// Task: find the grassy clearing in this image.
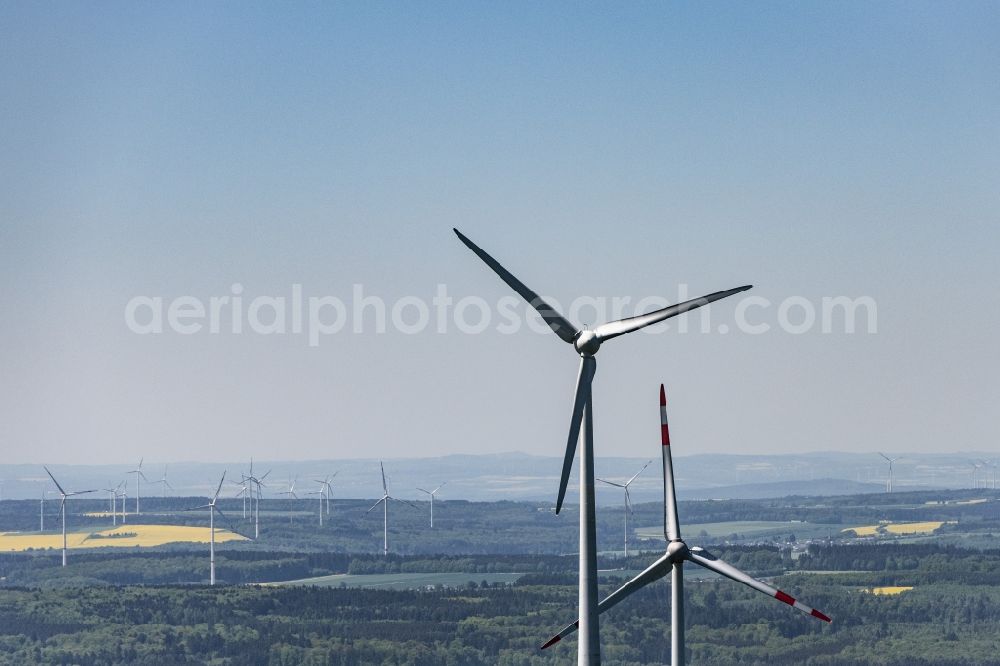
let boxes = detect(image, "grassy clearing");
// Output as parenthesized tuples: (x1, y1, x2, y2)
(0, 524, 246, 552)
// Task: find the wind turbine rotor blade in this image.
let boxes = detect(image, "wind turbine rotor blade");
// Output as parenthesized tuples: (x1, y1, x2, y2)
(43, 466, 67, 496)
(366, 497, 387, 514)
(433, 482, 446, 493)
(66, 490, 97, 496)
(596, 479, 625, 488)
(541, 553, 672, 649)
(416, 488, 431, 495)
(186, 504, 212, 510)
(212, 472, 227, 502)
(453, 228, 579, 344)
(556, 355, 596, 514)
(593, 285, 752, 342)
(390, 496, 419, 510)
(626, 460, 653, 487)
(624, 486, 633, 514)
(686, 547, 831, 622)
(661, 384, 681, 542)
(380, 461, 388, 495)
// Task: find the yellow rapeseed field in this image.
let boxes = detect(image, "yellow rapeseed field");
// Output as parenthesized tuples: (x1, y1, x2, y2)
(884, 521, 945, 534)
(0, 524, 246, 552)
(869, 586, 914, 595)
(843, 521, 947, 537)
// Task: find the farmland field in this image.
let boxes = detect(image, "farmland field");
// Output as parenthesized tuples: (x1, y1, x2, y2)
(0, 524, 246, 552)
(635, 520, 830, 542)
(842, 521, 947, 537)
(272, 571, 525, 589)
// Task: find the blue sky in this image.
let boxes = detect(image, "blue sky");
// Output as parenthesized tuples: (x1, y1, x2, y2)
(1, 2, 997, 463)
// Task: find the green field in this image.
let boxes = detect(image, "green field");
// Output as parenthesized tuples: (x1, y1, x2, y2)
(273, 571, 525, 589)
(635, 520, 832, 542)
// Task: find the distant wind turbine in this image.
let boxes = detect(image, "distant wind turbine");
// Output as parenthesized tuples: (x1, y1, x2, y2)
(597, 460, 651, 559)
(156, 466, 173, 498)
(246, 465, 271, 539)
(542, 385, 831, 664)
(455, 228, 751, 665)
(43, 466, 96, 567)
(102, 482, 124, 526)
(128, 458, 148, 515)
(278, 477, 299, 524)
(366, 461, 416, 555)
(189, 472, 229, 586)
(878, 453, 902, 493)
(416, 482, 446, 528)
(315, 473, 337, 516)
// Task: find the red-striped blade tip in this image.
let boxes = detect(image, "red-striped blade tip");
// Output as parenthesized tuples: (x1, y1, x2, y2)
(811, 608, 832, 623)
(775, 590, 795, 606)
(540, 636, 561, 649)
(659, 384, 670, 446)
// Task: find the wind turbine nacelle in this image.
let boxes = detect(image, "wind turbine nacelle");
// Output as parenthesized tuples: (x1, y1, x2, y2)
(574, 330, 601, 356)
(667, 540, 690, 564)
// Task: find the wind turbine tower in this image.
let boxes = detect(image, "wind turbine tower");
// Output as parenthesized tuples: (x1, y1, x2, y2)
(416, 482, 446, 528)
(597, 460, 651, 559)
(542, 385, 830, 665)
(455, 228, 750, 666)
(43, 467, 95, 567)
(191, 472, 229, 586)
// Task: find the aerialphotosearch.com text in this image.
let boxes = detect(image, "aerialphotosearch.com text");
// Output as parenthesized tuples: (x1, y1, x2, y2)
(124, 283, 878, 347)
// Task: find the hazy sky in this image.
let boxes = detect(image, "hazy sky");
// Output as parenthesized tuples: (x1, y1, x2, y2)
(1, 3, 997, 464)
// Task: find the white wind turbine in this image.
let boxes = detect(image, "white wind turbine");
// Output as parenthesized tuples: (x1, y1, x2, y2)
(102, 482, 125, 526)
(455, 228, 750, 665)
(43, 466, 96, 567)
(246, 465, 271, 539)
(597, 460, 651, 559)
(366, 461, 416, 555)
(128, 458, 148, 515)
(278, 477, 299, 525)
(116, 484, 128, 524)
(190, 472, 229, 586)
(878, 453, 902, 493)
(315, 473, 337, 517)
(542, 385, 831, 664)
(416, 482, 446, 528)
(156, 466, 174, 498)
(233, 478, 250, 519)
(307, 487, 325, 526)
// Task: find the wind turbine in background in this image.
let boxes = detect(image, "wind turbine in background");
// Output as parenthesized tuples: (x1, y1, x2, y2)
(234, 479, 250, 519)
(102, 482, 124, 526)
(366, 461, 416, 555)
(116, 485, 128, 524)
(156, 466, 173, 498)
(246, 464, 271, 540)
(128, 458, 148, 515)
(278, 477, 299, 525)
(43, 466, 95, 567)
(878, 453, 902, 493)
(454, 228, 751, 666)
(597, 460, 651, 559)
(416, 482, 446, 528)
(315, 473, 337, 516)
(542, 385, 831, 664)
(307, 487, 325, 526)
(189, 472, 229, 586)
